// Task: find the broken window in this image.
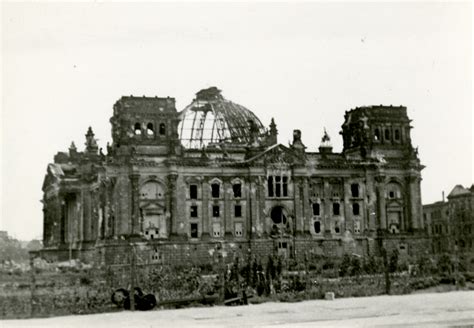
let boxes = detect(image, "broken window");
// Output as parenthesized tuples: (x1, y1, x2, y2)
(268, 176, 274, 197)
(234, 222, 243, 237)
(314, 221, 321, 234)
(190, 184, 198, 199)
(234, 205, 242, 218)
(151, 248, 161, 262)
(282, 176, 288, 196)
(385, 129, 390, 140)
(190, 205, 198, 218)
(211, 183, 220, 198)
(159, 123, 166, 135)
(312, 203, 320, 216)
(334, 222, 341, 234)
(212, 223, 221, 237)
(351, 183, 359, 198)
(233, 184, 242, 198)
(374, 128, 380, 141)
(190, 223, 198, 238)
(213, 205, 220, 217)
(268, 175, 288, 197)
(275, 176, 281, 197)
(134, 122, 142, 135)
(333, 203, 340, 216)
(394, 129, 400, 141)
(352, 203, 360, 216)
(146, 123, 154, 136)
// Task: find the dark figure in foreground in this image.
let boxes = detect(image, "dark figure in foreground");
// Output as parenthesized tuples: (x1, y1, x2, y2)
(111, 287, 157, 311)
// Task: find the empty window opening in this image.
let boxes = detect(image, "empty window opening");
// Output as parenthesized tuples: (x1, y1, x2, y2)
(159, 123, 166, 135)
(389, 191, 395, 199)
(385, 129, 390, 140)
(275, 176, 281, 197)
(282, 176, 288, 197)
(334, 222, 340, 234)
(190, 223, 198, 238)
(233, 184, 242, 198)
(190, 205, 198, 218)
(312, 203, 320, 216)
(134, 123, 142, 135)
(211, 183, 220, 198)
(235, 223, 243, 237)
(374, 128, 380, 141)
(351, 183, 359, 198)
(234, 205, 242, 218)
(146, 123, 154, 136)
(394, 129, 400, 141)
(314, 221, 321, 234)
(278, 242, 288, 249)
(352, 203, 360, 216)
(190, 185, 198, 199)
(267, 176, 274, 197)
(213, 205, 220, 217)
(333, 203, 340, 216)
(271, 206, 287, 225)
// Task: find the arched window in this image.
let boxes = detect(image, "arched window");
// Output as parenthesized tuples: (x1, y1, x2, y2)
(312, 203, 320, 216)
(314, 221, 321, 234)
(352, 203, 360, 216)
(146, 123, 154, 136)
(333, 203, 340, 216)
(134, 123, 142, 135)
(384, 128, 390, 140)
(159, 123, 166, 135)
(351, 183, 359, 198)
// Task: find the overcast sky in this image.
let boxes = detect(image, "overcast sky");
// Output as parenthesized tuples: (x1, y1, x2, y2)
(1, 2, 472, 240)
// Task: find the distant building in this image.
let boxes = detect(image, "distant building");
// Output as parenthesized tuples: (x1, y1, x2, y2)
(448, 185, 474, 252)
(40, 87, 428, 265)
(423, 198, 450, 253)
(423, 184, 474, 254)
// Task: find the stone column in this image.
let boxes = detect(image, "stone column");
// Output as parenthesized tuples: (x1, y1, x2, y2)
(323, 179, 332, 234)
(375, 175, 387, 230)
(407, 175, 421, 230)
(129, 174, 140, 235)
(167, 173, 178, 236)
(343, 179, 352, 233)
(302, 178, 310, 234)
(224, 178, 232, 236)
(202, 178, 210, 236)
(254, 177, 264, 237)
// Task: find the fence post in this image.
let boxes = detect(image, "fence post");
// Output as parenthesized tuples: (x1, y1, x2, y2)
(29, 253, 36, 317)
(130, 243, 136, 311)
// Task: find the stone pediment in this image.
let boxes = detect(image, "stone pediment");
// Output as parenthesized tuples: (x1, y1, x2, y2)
(140, 202, 165, 211)
(245, 144, 304, 166)
(42, 164, 63, 191)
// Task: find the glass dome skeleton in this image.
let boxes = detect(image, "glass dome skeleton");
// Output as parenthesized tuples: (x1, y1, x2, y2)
(178, 94, 266, 149)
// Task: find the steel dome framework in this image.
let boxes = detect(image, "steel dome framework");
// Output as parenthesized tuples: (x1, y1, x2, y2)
(178, 87, 266, 149)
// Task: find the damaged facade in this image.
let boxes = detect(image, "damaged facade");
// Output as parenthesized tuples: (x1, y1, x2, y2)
(41, 87, 428, 265)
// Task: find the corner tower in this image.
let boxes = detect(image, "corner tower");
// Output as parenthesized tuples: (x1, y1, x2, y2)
(109, 96, 180, 157)
(340, 105, 416, 160)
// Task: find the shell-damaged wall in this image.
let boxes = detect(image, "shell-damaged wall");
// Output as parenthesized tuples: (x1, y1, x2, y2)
(40, 89, 427, 265)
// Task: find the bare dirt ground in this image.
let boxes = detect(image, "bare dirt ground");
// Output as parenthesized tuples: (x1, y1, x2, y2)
(2, 291, 474, 328)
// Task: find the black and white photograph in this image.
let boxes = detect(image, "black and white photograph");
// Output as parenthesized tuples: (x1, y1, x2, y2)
(1, 1, 473, 327)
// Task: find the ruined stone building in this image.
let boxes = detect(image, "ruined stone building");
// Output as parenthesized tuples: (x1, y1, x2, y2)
(424, 185, 474, 254)
(41, 87, 428, 265)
